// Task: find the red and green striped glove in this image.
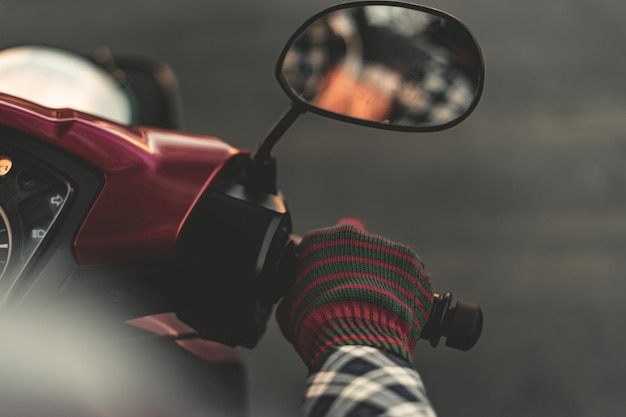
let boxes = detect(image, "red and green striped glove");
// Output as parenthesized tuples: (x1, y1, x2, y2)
(277, 222, 434, 368)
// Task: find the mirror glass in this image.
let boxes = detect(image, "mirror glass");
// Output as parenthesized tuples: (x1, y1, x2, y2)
(277, 3, 484, 131)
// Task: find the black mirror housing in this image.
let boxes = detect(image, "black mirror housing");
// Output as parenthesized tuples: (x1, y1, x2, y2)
(276, 1, 485, 132)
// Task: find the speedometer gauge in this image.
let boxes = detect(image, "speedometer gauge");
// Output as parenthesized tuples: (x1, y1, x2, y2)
(0, 206, 10, 279)
(0, 149, 70, 287)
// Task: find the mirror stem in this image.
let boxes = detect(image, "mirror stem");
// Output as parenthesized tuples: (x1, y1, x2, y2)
(252, 104, 304, 163)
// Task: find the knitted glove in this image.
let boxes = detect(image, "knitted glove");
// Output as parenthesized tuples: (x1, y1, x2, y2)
(277, 223, 434, 368)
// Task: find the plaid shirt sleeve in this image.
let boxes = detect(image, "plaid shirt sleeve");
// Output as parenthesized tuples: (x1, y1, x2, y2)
(302, 345, 437, 417)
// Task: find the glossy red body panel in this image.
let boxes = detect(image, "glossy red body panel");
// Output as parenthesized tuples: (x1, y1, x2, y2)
(0, 93, 246, 264)
(126, 314, 241, 362)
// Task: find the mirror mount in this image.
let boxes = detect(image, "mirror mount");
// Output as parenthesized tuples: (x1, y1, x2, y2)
(240, 104, 305, 195)
(252, 104, 304, 164)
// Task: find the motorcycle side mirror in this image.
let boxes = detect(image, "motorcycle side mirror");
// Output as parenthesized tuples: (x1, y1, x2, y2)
(253, 1, 484, 165)
(277, 1, 484, 132)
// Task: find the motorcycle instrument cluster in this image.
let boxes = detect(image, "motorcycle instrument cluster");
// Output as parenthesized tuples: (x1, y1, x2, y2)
(0, 149, 70, 282)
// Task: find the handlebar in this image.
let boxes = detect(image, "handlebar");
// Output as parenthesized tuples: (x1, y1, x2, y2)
(174, 186, 483, 350)
(286, 234, 483, 351)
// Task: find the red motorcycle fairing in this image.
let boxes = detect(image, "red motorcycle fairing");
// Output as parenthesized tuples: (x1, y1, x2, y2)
(0, 92, 246, 265)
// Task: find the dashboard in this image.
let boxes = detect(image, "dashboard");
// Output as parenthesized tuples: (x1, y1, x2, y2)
(0, 125, 177, 323)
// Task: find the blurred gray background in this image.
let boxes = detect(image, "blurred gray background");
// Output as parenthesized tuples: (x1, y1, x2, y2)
(1, 0, 625, 416)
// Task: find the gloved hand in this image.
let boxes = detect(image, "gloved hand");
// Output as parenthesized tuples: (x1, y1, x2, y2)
(277, 221, 434, 368)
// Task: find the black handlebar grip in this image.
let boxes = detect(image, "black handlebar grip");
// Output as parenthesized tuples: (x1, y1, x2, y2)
(420, 292, 483, 351)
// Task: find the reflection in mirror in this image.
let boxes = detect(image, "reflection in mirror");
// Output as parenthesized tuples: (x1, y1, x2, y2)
(279, 4, 483, 130)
